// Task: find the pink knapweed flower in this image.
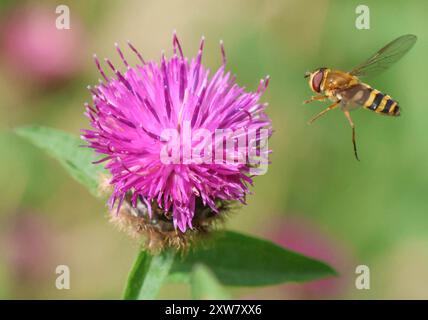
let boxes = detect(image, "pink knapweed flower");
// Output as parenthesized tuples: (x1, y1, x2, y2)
(82, 33, 271, 232)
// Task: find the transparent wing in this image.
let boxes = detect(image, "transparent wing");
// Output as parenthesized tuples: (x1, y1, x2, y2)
(340, 100, 362, 112)
(339, 84, 371, 111)
(350, 34, 417, 78)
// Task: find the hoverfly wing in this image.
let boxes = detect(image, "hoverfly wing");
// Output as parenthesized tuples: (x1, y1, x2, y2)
(339, 84, 373, 111)
(350, 34, 417, 79)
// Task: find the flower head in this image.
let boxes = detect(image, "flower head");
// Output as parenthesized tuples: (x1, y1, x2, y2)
(82, 33, 271, 233)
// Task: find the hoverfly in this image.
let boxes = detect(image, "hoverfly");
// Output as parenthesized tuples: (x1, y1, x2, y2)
(304, 34, 417, 160)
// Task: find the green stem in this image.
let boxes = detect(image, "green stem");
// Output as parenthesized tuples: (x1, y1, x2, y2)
(122, 249, 176, 300)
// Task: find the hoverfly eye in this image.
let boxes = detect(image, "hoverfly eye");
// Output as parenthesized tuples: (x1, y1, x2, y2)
(311, 70, 324, 93)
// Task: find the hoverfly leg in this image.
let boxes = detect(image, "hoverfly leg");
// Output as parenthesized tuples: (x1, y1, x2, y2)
(303, 95, 328, 104)
(307, 101, 340, 125)
(343, 110, 360, 161)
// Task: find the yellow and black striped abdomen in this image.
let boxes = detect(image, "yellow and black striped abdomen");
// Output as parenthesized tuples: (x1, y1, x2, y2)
(363, 88, 400, 116)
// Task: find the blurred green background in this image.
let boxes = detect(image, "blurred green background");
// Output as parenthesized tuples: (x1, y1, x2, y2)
(1, 0, 427, 299)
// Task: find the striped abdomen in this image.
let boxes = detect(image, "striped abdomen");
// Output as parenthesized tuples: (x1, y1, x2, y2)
(363, 87, 400, 116)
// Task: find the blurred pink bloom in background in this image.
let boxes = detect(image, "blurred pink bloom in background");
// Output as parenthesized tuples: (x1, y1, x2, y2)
(0, 4, 85, 85)
(1, 212, 57, 283)
(266, 215, 355, 299)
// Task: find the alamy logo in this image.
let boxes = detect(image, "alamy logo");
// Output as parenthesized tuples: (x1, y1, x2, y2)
(55, 5, 71, 30)
(355, 5, 370, 30)
(355, 265, 370, 290)
(159, 121, 270, 175)
(55, 265, 71, 290)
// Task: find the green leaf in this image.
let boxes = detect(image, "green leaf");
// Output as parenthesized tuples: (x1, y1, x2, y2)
(14, 126, 107, 197)
(123, 249, 176, 300)
(191, 264, 231, 300)
(169, 231, 337, 287)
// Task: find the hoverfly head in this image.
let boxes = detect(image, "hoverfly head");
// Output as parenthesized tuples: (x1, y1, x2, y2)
(307, 67, 327, 93)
